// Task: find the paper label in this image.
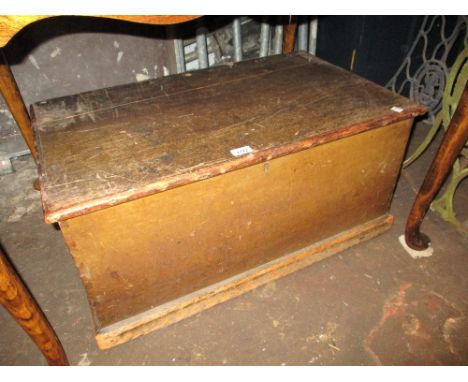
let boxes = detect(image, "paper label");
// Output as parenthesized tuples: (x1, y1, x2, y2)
(230, 145, 254, 157)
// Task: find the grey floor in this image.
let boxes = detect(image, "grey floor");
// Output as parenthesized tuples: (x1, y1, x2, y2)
(0, 123, 467, 365)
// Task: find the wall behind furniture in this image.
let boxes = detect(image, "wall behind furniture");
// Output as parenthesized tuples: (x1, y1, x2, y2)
(3, 16, 460, 161)
(0, 17, 178, 138)
(316, 16, 424, 87)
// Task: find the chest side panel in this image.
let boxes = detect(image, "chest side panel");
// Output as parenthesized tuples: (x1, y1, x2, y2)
(60, 119, 412, 329)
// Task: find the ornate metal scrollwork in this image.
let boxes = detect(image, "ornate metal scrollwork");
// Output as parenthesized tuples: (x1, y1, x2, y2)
(387, 16, 467, 122)
(411, 60, 447, 113)
(392, 18, 468, 231)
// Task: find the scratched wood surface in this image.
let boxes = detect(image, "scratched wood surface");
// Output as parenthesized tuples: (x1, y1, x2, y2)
(61, 119, 411, 341)
(95, 214, 394, 349)
(33, 52, 425, 223)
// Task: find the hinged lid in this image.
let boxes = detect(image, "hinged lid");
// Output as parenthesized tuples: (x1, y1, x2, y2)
(33, 52, 426, 223)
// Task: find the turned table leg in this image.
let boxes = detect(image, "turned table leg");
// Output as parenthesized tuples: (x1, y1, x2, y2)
(0, 49, 36, 159)
(0, 246, 69, 365)
(405, 83, 468, 250)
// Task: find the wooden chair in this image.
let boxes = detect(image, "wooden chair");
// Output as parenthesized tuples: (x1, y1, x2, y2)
(0, 15, 201, 366)
(0, 16, 201, 160)
(403, 48, 468, 232)
(405, 82, 468, 250)
(0, 14, 299, 362)
(0, 15, 298, 161)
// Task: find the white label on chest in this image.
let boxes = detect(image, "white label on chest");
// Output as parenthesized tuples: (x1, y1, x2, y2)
(391, 106, 404, 113)
(230, 145, 254, 157)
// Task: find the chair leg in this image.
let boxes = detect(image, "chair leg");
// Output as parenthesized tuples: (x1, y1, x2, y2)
(283, 16, 297, 54)
(405, 83, 468, 250)
(0, 49, 36, 159)
(0, 246, 69, 365)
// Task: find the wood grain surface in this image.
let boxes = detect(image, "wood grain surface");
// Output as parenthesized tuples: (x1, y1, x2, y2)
(60, 119, 412, 332)
(34, 52, 425, 223)
(95, 214, 394, 349)
(0, 247, 68, 365)
(0, 15, 200, 47)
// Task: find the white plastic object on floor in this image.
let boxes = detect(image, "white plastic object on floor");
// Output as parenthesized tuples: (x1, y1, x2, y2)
(398, 234, 434, 259)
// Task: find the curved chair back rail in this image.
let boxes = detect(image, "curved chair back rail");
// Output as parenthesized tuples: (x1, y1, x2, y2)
(0, 15, 200, 47)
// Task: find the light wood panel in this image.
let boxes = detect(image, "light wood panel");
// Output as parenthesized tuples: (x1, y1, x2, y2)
(0, 15, 200, 47)
(95, 214, 394, 349)
(60, 120, 412, 347)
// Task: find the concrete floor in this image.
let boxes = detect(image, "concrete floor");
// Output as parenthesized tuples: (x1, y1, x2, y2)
(0, 123, 467, 365)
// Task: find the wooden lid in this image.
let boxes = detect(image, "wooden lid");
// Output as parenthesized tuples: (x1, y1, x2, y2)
(33, 52, 426, 223)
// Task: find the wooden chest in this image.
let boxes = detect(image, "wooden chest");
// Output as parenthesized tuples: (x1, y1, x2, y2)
(32, 53, 425, 349)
